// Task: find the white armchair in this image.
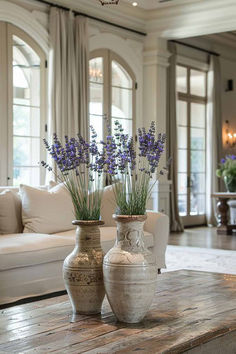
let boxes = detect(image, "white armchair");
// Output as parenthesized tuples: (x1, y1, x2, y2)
(145, 211, 169, 269)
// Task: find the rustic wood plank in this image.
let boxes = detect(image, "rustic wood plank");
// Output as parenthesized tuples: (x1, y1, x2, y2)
(0, 271, 235, 354)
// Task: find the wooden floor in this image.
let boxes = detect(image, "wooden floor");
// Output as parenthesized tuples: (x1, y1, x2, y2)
(169, 226, 236, 251)
(0, 270, 235, 353)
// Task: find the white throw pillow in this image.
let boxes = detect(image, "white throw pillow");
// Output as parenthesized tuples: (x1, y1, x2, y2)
(20, 183, 75, 234)
(0, 190, 23, 234)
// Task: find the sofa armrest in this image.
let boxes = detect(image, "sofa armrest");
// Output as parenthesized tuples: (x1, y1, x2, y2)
(144, 211, 169, 269)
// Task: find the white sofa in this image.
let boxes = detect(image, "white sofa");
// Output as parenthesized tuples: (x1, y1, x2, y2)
(0, 185, 169, 306)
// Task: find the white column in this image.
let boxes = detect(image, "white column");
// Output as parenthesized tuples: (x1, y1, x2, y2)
(143, 36, 172, 216)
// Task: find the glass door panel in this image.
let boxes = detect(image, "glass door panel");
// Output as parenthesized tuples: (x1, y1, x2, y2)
(176, 65, 207, 226)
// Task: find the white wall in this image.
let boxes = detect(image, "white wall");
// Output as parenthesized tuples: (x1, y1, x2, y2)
(221, 57, 236, 155)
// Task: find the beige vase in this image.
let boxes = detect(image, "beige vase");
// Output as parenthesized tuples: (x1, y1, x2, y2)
(63, 220, 105, 315)
(103, 215, 157, 323)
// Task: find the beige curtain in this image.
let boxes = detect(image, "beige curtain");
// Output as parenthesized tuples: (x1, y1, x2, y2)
(167, 42, 184, 232)
(49, 8, 89, 140)
(206, 55, 222, 225)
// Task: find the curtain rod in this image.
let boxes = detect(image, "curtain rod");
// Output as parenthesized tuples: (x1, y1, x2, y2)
(171, 40, 220, 57)
(33, 0, 147, 36)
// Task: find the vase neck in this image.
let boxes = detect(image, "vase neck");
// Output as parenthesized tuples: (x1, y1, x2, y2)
(75, 224, 102, 251)
(116, 220, 146, 252)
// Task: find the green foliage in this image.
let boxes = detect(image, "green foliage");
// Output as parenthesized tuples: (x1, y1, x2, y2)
(216, 155, 236, 179)
(60, 170, 103, 221)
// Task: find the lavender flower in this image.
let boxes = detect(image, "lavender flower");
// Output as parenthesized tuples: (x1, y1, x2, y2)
(99, 120, 167, 215)
(41, 129, 106, 221)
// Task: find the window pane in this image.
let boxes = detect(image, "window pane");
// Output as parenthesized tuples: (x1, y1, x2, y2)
(13, 137, 40, 167)
(89, 115, 103, 142)
(178, 149, 187, 173)
(13, 167, 40, 186)
(190, 194, 205, 215)
(178, 173, 187, 194)
(12, 35, 41, 186)
(89, 57, 103, 84)
(191, 150, 205, 173)
(90, 83, 103, 115)
(190, 69, 206, 97)
(112, 60, 132, 89)
(13, 105, 40, 137)
(178, 195, 187, 216)
(13, 36, 40, 107)
(191, 128, 205, 150)
(191, 173, 205, 194)
(177, 100, 187, 126)
(191, 103, 205, 128)
(112, 87, 132, 118)
(112, 118, 132, 137)
(177, 127, 187, 149)
(176, 66, 187, 93)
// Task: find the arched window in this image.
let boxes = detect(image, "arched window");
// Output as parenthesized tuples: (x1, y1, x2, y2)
(0, 23, 46, 186)
(89, 50, 136, 143)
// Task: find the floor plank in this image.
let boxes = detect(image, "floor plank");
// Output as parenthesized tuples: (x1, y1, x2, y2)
(169, 226, 236, 250)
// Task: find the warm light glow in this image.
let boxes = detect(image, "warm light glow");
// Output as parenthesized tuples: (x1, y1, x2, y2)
(225, 120, 236, 148)
(132, 2, 138, 6)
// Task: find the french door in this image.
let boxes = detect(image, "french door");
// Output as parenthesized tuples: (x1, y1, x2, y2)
(176, 65, 207, 226)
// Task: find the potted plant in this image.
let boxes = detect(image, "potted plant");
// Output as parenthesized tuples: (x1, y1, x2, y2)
(100, 121, 167, 323)
(42, 129, 105, 315)
(216, 155, 236, 192)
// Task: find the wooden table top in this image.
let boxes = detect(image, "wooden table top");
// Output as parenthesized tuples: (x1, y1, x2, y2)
(0, 270, 235, 353)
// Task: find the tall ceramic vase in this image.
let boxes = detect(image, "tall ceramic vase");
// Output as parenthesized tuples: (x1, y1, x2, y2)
(63, 220, 105, 314)
(103, 215, 157, 323)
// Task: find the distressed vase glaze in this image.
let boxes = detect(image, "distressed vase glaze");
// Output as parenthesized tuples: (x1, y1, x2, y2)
(103, 215, 157, 323)
(63, 220, 105, 315)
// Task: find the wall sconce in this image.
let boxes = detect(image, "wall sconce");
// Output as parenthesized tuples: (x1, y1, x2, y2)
(225, 120, 236, 148)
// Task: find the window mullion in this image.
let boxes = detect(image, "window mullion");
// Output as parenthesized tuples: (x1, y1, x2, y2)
(103, 50, 110, 138)
(0, 22, 9, 185)
(7, 24, 14, 186)
(187, 67, 191, 217)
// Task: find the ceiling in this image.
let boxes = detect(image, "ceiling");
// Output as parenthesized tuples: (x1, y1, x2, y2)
(122, 0, 174, 10)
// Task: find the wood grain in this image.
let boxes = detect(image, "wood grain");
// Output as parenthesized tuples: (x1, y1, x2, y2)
(169, 226, 236, 250)
(0, 270, 235, 353)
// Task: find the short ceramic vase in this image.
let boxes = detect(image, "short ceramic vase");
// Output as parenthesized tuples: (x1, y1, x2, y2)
(103, 215, 157, 323)
(63, 220, 105, 315)
(224, 175, 236, 193)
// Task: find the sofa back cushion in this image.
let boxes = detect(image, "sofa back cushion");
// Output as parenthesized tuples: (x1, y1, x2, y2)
(0, 190, 23, 234)
(20, 183, 75, 234)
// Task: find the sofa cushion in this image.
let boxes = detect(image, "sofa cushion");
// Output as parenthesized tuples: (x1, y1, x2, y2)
(0, 190, 23, 234)
(0, 233, 75, 271)
(20, 183, 75, 234)
(0, 227, 153, 271)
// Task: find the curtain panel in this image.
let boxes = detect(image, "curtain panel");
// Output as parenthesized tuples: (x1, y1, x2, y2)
(206, 55, 223, 225)
(167, 42, 184, 232)
(49, 8, 89, 141)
